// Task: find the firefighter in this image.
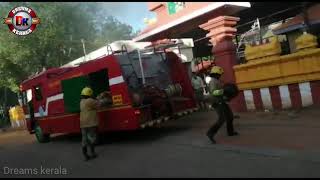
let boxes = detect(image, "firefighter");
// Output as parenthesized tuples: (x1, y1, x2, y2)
(80, 87, 100, 161)
(206, 66, 239, 144)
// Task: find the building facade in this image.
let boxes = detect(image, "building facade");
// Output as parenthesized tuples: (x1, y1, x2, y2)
(135, 2, 320, 112)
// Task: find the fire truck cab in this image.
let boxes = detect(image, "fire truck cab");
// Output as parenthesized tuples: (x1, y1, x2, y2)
(19, 40, 197, 143)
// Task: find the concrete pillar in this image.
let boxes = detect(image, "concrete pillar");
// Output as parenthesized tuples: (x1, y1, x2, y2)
(199, 16, 246, 112)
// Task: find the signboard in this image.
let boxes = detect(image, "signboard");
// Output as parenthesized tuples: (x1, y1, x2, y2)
(167, 2, 186, 15)
(112, 95, 123, 106)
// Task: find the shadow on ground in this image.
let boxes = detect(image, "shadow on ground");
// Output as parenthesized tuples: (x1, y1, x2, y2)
(50, 126, 191, 145)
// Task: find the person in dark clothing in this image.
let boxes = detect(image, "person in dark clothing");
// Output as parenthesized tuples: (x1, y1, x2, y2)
(206, 66, 239, 144)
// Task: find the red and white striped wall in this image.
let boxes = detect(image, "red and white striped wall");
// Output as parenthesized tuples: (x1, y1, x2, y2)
(241, 80, 320, 111)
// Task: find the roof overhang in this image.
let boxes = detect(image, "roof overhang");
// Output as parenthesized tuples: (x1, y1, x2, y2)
(272, 3, 320, 35)
(273, 19, 320, 35)
(133, 2, 251, 42)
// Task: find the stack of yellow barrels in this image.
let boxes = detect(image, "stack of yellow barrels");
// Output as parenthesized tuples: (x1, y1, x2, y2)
(9, 106, 26, 129)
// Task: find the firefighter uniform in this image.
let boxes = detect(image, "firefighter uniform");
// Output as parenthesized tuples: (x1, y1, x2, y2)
(80, 87, 99, 161)
(206, 66, 238, 144)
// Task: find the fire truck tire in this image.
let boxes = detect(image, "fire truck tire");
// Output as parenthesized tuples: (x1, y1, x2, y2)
(35, 125, 50, 143)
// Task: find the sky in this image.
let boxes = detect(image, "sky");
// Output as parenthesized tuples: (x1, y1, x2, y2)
(1, 2, 155, 32)
(98, 2, 156, 32)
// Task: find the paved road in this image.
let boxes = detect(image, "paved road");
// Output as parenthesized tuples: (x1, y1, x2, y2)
(1, 109, 320, 178)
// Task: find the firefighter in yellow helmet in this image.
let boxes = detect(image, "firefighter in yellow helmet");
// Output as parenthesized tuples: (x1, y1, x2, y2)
(206, 66, 239, 144)
(80, 87, 100, 161)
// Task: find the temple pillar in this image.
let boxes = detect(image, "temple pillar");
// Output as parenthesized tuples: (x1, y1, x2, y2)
(199, 16, 247, 112)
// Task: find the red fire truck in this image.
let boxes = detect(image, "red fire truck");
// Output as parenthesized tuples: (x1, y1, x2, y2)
(19, 40, 197, 143)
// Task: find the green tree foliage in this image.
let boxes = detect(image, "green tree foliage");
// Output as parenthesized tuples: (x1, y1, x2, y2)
(96, 16, 136, 46)
(0, 2, 138, 93)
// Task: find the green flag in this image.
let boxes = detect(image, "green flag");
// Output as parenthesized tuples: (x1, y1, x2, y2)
(167, 2, 177, 15)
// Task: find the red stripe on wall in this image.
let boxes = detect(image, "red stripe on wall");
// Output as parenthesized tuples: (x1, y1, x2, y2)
(269, 86, 282, 110)
(310, 80, 320, 105)
(230, 91, 247, 112)
(252, 89, 263, 110)
(288, 84, 302, 109)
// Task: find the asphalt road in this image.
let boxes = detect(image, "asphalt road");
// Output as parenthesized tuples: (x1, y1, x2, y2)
(1, 109, 320, 178)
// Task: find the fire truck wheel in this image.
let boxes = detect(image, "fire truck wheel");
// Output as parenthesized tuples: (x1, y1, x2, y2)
(35, 125, 50, 143)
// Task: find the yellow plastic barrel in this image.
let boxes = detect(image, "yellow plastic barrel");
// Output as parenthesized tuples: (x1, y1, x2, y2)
(9, 106, 26, 128)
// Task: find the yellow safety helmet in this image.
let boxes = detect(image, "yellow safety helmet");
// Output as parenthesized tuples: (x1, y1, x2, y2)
(81, 87, 93, 97)
(210, 66, 224, 75)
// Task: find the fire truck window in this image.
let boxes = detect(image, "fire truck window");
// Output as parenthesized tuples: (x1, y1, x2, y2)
(34, 86, 43, 101)
(26, 89, 33, 102)
(88, 69, 109, 97)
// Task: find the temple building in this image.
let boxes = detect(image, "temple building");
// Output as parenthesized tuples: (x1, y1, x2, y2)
(134, 2, 320, 112)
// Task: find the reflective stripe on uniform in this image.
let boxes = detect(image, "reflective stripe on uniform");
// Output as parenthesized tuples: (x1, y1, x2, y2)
(212, 89, 224, 96)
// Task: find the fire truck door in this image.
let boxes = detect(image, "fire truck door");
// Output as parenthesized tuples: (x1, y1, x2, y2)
(61, 69, 109, 113)
(88, 69, 109, 97)
(26, 89, 36, 130)
(62, 75, 90, 113)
